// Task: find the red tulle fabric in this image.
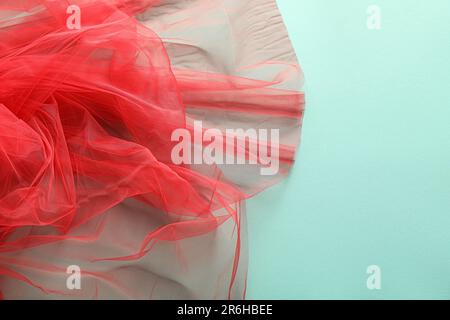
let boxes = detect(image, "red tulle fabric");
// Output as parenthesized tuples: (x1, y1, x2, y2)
(0, 0, 304, 299)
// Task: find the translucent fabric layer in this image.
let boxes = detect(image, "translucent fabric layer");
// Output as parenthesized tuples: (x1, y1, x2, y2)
(0, 0, 304, 299)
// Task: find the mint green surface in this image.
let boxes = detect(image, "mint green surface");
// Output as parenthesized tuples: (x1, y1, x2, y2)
(247, 0, 450, 299)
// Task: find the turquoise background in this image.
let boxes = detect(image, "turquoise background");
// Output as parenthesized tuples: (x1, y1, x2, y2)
(247, 0, 450, 299)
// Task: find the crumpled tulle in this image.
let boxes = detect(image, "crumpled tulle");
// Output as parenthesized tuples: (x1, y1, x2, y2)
(0, 0, 304, 299)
